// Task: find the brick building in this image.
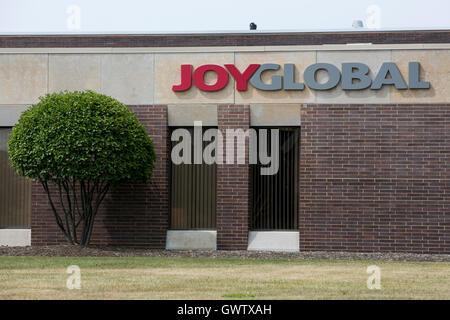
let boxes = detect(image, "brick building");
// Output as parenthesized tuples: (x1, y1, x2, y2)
(0, 30, 448, 253)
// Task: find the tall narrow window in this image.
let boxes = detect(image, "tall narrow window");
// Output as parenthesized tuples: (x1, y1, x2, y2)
(170, 127, 216, 229)
(251, 127, 299, 230)
(0, 128, 31, 228)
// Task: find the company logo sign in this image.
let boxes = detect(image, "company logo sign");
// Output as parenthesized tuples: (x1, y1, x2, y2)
(172, 62, 430, 92)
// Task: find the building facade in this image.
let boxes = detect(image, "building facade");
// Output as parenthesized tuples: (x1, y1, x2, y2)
(0, 30, 449, 253)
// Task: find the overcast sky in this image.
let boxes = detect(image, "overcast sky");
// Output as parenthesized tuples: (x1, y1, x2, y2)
(0, 0, 449, 33)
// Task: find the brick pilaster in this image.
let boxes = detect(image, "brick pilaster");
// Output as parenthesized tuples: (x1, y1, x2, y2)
(216, 104, 250, 250)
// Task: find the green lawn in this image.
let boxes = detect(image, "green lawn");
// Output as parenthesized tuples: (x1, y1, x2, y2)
(0, 256, 448, 299)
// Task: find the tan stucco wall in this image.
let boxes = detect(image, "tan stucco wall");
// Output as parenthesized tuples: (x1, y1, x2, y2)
(0, 54, 47, 104)
(0, 45, 448, 125)
(391, 50, 450, 103)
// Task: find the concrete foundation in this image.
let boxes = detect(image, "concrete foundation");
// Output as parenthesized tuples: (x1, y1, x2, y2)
(0, 229, 31, 247)
(247, 231, 299, 252)
(166, 230, 217, 250)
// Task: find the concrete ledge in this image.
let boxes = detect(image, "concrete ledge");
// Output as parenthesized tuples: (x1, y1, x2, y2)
(250, 104, 301, 126)
(0, 229, 31, 247)
(166, 230, 217, 250)
(168, 105, 218, 126)
(248, 231, 299, 252)
(0, 105, 29, 126)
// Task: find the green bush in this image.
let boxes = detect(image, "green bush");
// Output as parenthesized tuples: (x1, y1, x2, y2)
(8, 90, 156, 245)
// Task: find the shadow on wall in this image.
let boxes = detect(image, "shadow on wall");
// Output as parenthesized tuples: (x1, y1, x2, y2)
(31, 179, 167, 248)
(95, 178, 168, 248)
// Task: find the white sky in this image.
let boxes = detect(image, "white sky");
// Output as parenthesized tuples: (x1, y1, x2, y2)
(0, 0, 449, 33)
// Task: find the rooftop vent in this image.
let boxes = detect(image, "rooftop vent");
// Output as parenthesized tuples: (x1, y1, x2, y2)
(352, 20, 364, 28)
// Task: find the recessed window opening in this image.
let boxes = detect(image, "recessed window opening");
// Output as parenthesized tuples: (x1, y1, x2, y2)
(0, 128, 31, 229)
(170, 127, 217, 230)
(250, 127, 299, 231)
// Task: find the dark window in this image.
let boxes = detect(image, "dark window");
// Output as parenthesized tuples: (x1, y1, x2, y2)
(170, 127, 216, 229)
(0, 128, 31, 228)
(250, 127, 299, 230)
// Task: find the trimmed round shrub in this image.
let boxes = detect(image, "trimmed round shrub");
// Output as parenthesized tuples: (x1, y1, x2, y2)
(8, 90, 156, 245)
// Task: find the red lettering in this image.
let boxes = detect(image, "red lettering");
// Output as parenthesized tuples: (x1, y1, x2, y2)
(225, 64, 260, 91)
(193, 64, 229, 91)
(172, 64, 192, 91)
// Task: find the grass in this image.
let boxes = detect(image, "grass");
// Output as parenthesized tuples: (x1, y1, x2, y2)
(0, 256, 449, 299)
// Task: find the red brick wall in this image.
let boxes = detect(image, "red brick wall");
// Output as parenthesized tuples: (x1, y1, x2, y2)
(216, 105, 250, 250)
(299, 104, 450, 254)
(31, 105, 169, 248)
(31, 181, 65, 245)
(31, 103, 449, 254)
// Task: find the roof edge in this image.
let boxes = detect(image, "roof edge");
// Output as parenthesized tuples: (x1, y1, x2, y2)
(0, 29, 449, 48)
